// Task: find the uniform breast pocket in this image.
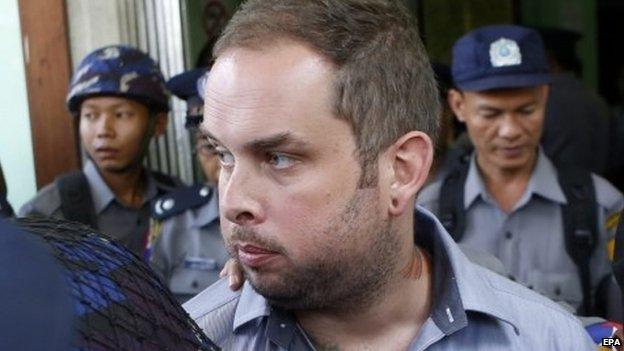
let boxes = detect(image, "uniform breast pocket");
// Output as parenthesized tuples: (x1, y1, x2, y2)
(170, 256, 222, 298)
(527, 270, 583, 310)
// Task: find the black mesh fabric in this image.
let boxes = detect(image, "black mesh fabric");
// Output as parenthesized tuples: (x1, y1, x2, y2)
(12, 217, 219, 351)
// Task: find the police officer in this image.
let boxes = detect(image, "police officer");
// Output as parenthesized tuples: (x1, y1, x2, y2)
(19, 45, 183, 256)
(418, 25, 624, 317)
(148, 68, 228, 303)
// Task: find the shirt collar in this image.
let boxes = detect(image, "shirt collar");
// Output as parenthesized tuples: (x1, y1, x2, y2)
(83, 160, 160, 214)
(524, 148, 567, 204)
(464, 148, 566, 209)
(414, 206, 520, 335)
(230, 207, 521, 344)
(190, 187, 220, 229)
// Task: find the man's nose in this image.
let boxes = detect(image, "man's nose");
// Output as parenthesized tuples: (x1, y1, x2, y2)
(95, 114, 115, 138)
(220, 165, 265, 227)
(498, 115, 522, 140)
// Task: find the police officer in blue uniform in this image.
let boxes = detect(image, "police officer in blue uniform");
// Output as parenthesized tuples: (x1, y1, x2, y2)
(148, 69, 228, 303)
(19, 46, 183, 256)
(418, 25, 624, 317)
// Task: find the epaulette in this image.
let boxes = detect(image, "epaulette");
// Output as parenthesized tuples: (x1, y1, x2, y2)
(151, 185, 213, 220)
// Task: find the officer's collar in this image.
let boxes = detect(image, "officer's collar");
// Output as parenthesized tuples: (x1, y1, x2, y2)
(83, 160, 158, 213)
(464, 147, 566, 210)
(231, 207, 520, 344)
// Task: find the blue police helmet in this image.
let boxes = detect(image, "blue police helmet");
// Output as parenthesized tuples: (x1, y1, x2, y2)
(66, 45, 169, 115)
(0, 217, 220, 351)
(452, 25, 550, 92)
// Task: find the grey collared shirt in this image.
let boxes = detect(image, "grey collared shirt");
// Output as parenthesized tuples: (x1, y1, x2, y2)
(150, 188, 228, 303)
(18, 161, 181, 254)
(184, 207, 595, 350)
(418, 149, 624, 311)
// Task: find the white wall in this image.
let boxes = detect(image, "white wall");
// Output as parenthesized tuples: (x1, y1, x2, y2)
(0, 0, 37, 210)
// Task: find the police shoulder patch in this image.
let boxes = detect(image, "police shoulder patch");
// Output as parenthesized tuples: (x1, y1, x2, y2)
(151, 185, 213, 220)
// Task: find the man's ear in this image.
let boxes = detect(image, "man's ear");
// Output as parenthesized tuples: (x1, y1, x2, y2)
(447, 89, 466, 123)
(152, 112, 168, 137)
(387, 131, 433, 216)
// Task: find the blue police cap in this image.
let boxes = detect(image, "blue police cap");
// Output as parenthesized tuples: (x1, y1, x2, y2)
(166, 68, 209, 101)
(452, 25, 550, 91)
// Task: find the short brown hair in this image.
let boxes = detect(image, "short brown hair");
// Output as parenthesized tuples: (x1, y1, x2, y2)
(214, 0, 439, 187)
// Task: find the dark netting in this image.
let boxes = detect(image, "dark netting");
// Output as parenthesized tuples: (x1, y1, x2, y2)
(12, 217, 219, 351)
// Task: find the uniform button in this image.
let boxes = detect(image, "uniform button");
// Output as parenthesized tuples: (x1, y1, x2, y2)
(555, 286, 561, 296)
(191, 281, 199, 289)
(528, 285, 533, 290)
(505, 231, 513, 239)
(507, 275, 516, 281)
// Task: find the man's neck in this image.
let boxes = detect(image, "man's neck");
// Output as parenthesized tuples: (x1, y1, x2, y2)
(295, 242, 432, 350)
(99, 165, 146, 209)
(476, 151, 537, 213)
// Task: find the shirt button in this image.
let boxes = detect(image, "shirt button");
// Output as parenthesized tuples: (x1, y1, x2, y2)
(507, 275, 516, 281)
(555, 287, 561, 296)
(528, 285, 533, 290)
(192, 281, 199, 289)
(280, 323, 287, 329)
(505, 231, 513, 239)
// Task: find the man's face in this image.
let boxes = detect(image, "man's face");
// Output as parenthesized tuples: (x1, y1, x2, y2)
(202, 42, 400, 310)
(449, 85, 548, 173)
(195, 136, 221, 185)
(79, 96, 155, 173)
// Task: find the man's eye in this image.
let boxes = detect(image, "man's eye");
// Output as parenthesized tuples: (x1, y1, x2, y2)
(519, 108, 535, 116)
(268, 153, 296, 169)
(81, 112, 96, 120)
(116, 111, 134, 118)
(216, 150, 235, 167)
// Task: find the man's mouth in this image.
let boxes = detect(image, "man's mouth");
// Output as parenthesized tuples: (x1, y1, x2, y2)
(237, 243, 280, 268)
(498, 145, 524, 158)
(94, 147, 119, 159)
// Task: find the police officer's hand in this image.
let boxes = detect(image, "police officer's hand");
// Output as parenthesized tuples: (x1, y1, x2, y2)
(219, 259, 244, 291)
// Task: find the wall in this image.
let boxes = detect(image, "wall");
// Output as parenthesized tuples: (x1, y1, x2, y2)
(521, 0, 598, 89)
(0, 0, 37, 210)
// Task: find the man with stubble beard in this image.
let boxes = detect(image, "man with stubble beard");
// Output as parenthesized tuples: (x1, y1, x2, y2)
(184, 1, 596, 350)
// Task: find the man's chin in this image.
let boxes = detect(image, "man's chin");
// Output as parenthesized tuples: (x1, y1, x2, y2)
(245, 271, 303, 306)
(94, 160, 134, 174)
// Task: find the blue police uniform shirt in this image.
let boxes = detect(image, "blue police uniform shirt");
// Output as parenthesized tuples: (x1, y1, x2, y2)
(149, 185, 228, 303)
(18, 160, 182, 255)
(184, 207, 595, 350)
(418, 148, 624, 312)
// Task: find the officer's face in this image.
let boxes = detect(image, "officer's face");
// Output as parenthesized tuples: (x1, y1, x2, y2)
(79, 96, 166, 173)
(201, 42, 400, 310)
(195, 136, 221, 185)
(448, 85, 548, 173)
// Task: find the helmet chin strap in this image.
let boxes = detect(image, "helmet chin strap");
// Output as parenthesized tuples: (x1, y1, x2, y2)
(132, 112, 159, 170)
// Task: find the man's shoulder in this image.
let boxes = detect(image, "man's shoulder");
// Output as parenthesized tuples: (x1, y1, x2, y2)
(475, 265, 593, 346)
(18, 182, 62, 217)
(591, 173, 624, 212)
(152, 185, 214, 221)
